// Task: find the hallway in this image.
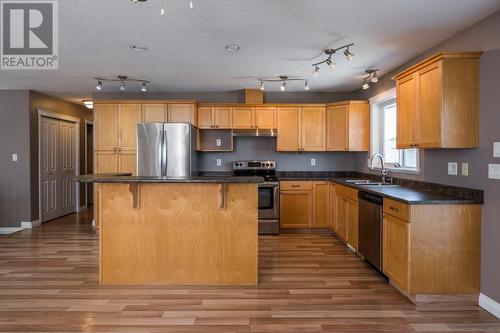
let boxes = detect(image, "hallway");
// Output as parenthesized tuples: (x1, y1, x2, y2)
(0, 210, 498, 332)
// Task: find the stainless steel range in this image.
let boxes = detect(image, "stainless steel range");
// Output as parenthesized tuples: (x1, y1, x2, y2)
(232, 160, 279, 235)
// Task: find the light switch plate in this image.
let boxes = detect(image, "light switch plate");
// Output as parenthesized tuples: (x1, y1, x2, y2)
(494, 142, 500, 158)
(216, 139, 222, 147)
(461, 163, 469, 176)
(310, 158, 316, 166)
(488, 164, 500, 179)
(448, 162, 458, 176)
(216, 159, 222, 167)
(11, 154, 18, 162)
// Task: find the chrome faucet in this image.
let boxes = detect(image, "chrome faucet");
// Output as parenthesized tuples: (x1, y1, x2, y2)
(370, 153, 389, 184)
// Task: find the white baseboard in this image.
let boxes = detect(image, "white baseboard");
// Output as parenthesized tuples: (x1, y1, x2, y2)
(0, 227, 24, 235)
(21, 219, 41, 229)
(479, 293, 500, 319)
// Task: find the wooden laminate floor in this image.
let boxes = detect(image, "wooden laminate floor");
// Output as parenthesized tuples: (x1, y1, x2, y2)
(0, 210, 499, 333)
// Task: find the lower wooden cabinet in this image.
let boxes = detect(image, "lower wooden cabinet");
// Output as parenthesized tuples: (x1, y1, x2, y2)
(347, 199, 358, 250)
(280, 181, 329, 229)
(334, 185, 359, 250)
(329, 183, 337, 232)
(95, 150, 137, 175)
(383, 213, 409, 291)
(335, 196, 348, 241)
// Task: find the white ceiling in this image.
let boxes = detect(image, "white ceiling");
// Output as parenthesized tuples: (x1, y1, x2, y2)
(1, 0, 500, 103)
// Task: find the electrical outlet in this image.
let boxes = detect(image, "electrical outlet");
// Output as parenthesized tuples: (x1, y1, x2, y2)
(461, 163, 469, 176)
(216, 139, 222, 147)
(488, 164, 500, 179)
(448, 162, 458, 176)
(494, 142, 500, 158)
(11, 154, 18, 162)
(216, 159, 222, 167)
(310, 158, 316, 166)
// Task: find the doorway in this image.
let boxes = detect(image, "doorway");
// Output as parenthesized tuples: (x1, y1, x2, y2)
(39, 110, 80, 223)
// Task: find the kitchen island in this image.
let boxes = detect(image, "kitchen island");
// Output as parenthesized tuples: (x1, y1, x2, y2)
(76, 175, 262, 285)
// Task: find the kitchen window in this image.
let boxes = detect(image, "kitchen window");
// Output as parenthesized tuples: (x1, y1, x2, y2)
(370, 88, 420, 173)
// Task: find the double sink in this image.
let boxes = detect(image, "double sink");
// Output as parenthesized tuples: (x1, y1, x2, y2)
(344, 179, 400, 188)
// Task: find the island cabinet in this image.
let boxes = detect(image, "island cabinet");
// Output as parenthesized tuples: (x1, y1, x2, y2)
(94, 103, 142, 175)
(393, 52, 482, 149)
(382, 198, 481, 302)
(277, 106, 326, 151)
(334, 185, 359, 250)
(142, 103, 197, 125)
(325, 101, 370, 152)
(280, 181, 329, 228)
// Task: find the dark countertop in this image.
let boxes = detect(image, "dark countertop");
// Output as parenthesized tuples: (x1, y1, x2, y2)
(73, 174, 264, 184)
(330, 178, 482, 205)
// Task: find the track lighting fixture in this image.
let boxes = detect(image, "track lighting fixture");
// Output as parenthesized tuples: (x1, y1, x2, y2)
(257, 76, 310, 92)
(311, 43, 354, 77)
(94, 75, 150, 92)
(361, 69, 380, 90)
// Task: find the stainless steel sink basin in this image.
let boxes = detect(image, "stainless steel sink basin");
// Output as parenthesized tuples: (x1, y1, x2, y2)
(344, 179, 371, 183)
(359, 182, 400, 188)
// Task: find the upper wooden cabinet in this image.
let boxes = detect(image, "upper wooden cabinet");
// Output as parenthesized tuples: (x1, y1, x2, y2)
(142, 103, 197, 126)
(277, 106, 326, 151)
(393, 52, 482, 148)
(142, 104, 166, 123)
(95, 104, 141, 151)
(232, 107, 255, 129)
(326, 101, 369, 152)
(197, 106, 232, 129)
(118, 104, 142, 151)
(255, 107, 277, 129)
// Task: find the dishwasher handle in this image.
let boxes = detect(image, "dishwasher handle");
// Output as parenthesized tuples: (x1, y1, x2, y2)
(358, 191, 383, 205)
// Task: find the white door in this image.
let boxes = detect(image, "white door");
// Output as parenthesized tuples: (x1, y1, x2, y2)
(40, 117, 77, 222)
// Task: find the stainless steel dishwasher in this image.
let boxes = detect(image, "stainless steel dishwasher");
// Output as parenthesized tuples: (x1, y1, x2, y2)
(358, 191, 384, 272)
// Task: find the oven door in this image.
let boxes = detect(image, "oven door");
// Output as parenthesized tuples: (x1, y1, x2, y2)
(258, 183, 279, 220)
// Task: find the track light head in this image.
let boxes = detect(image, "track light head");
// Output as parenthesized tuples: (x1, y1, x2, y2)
(120, 81, 126, 91)
(189, 0, 193, 9)
(96, 80, 103, 90)
(362, 80, 370, 90)
(312, 66, 320, 77)
(344, 48, 354, 61)
(280, 81, 287, 92)
(326, 59, 336, 70)
(259, 81, 265, 91)
(304, 81, 310, 91)
(141, 82, 147, 92)
(371, 72, 378, 83)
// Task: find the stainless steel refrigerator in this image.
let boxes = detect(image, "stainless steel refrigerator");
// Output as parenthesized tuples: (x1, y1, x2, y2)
(137, 123, 198, 177)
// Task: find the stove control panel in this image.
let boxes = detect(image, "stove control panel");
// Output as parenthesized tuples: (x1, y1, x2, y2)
(232, 160, 276, 170)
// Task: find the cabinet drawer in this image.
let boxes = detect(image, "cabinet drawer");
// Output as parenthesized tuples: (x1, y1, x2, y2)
(280, 181, 313, 191)
(335, 184, 358, 202)
(384, 199, 410, 221)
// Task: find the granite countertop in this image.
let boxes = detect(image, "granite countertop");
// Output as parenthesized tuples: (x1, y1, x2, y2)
(330, 178, 483, 205)
(73, 174, 264, 184)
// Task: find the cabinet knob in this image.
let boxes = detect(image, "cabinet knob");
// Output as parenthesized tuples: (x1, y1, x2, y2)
(390, 206, 399, 211)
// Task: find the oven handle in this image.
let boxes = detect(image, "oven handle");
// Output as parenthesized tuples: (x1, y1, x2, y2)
(273, 186, 279, 216)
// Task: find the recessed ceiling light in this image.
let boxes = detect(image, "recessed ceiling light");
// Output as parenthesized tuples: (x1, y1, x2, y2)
(130, 44, 149, 52)
(225, 44, 240, 52)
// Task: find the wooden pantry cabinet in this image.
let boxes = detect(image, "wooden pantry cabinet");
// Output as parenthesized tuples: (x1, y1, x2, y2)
(333, 185, 359, 250)
(393, 52, 482, 149)
(280, 181, 329, 229)
(325, 101, 369, 152)
(277, 106, 325, 151)
(382, 198, 481, 300)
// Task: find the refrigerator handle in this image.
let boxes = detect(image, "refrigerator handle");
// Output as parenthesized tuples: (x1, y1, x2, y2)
(162, 127, 168, 177)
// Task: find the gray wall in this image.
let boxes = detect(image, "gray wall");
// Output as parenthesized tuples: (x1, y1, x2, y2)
(0, 91, 31, 227)
(199, 137, 361, 172)
(354, 11, 500, 304)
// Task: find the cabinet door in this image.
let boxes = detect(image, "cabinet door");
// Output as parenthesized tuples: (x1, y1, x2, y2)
(347, 199, 359, 250)
(280, 191, 312, 228)
(348, 103, 370, 151)
(142, 104, 166, 123)
(197, 107, 214, 129)
(301, 107, 326, 151)
(214, 107, 232, 129)
(119, 151, 137, 176)
(312, 182, 329, 228)
(397, 74, 418, 148)
(326, 105, 348, 151)
(255, 107, 276, 129)
(277, 107, 300, 151)
(418, 62, 442, 148)
(232, 107, 254, 129)
(383, 214, 410, 292)
(95, 104, 118, 151)
(118, 104, 142, 150)
(168, 104, 196, 125)
(329, 183, 337, 232)
(336, 196, 348, 241)
(95, 151, 118, 173)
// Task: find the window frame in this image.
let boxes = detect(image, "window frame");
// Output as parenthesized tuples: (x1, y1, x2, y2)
(369, 88, 421, 174)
